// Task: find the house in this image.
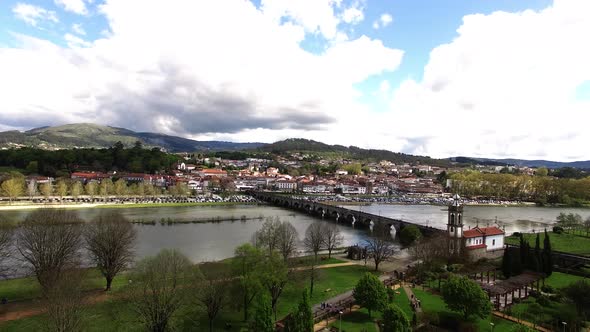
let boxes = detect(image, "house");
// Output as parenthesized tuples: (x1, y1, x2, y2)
(275, 180, 296, 192)
(447, 194, 505, 261)
(196, 169, 228, 178)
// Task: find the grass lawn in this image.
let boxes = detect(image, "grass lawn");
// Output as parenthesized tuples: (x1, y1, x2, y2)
(328, 308, 378, 332)
(412, 288, 518, 332)
(511, 297, 578, 329)
(544, 272, 587, 289)
(0, 264, 375, 332)
(0, 269, 129, 302)
(506, 231, 590, 256)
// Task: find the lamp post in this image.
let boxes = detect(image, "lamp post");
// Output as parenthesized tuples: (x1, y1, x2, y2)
(562, 321, 567, 332)
(490, 322, 494, 332)
(339, 311, 343, 331)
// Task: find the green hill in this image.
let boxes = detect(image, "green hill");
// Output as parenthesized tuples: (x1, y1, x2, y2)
(259, 138, 450, 166)
(0, 123, 264, 152)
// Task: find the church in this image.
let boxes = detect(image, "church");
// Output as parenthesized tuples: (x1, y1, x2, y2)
(447, 194, 506, 261)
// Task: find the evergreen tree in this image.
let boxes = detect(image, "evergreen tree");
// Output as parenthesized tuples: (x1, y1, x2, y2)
(511, 247, 523, 276)
(291, 289, 313, 332)
(252, 293, 274, 332)
(501, 248, 512, 278)
(543, 230, 553, 276)
(382, 304, 411, 332)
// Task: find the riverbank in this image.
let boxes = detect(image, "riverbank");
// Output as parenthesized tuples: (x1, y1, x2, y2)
(0, 201, 263, 211)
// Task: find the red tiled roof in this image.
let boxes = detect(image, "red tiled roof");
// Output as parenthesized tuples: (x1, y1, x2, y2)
(463, 226, 504, 238)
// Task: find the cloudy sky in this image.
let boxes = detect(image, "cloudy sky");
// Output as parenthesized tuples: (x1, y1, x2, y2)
(0, 0, 589, 161)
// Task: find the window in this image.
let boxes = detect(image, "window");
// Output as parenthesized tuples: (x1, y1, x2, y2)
(450, 214, 455, 224)
(450, 226, 454, 232)
(492, 239, 496, 246)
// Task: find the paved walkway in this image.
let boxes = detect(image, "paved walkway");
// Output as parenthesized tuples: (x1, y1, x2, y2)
(402, 283, 422, 313)
(293, 262, 356, 271)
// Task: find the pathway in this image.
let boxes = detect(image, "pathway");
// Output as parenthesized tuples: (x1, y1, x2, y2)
(492, 311, 552, 332)
(402, 283, 422, 314)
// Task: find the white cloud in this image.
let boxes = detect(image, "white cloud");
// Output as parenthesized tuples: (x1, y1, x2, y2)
(385, 0, 590, 160)
(0, 0, 402, 142)
(72, 23, 86, 35)
(341, 7, 364, 25)
(12, 3, 58, 27)
(373, 13, 393, 29)
(64, 33, 91, 47)
(54, 0, 88, 15)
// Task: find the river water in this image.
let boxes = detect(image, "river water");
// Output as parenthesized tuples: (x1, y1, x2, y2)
(1, 203, 589, 263)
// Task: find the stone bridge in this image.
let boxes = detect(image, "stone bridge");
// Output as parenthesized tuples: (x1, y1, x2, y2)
(250, 191, 444, 235)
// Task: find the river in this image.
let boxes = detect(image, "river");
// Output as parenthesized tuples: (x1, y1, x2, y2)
(1, 203, 589, 263)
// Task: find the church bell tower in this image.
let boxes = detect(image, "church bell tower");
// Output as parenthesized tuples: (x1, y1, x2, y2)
(447, 194, 464, 254)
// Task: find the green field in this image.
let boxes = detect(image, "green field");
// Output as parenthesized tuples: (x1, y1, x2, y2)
(544, 272, 587, 289)
(0, 263, 373, 331)
(412, 288, 518, 332)
(506, 231, 590, 256)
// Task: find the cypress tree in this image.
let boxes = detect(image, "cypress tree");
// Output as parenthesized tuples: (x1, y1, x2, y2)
(292, 289, 313, 332)
(534, 233, 542, 272)
(252, 293, 274, 332)
(512, 247, 523, 275)
(543, 229, 553, 276)
(501, 248, 512, 278)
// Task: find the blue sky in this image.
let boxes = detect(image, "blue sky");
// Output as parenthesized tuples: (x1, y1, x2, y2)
(0, 0, 589, 160)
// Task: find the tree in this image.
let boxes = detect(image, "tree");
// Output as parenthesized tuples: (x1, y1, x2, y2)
(563, 280, 590, 316)
(353, 273, 387, 317)
(399, 225, 422, 246)
(409, 233, 448, 265)
(27, 179, 37, 198)
(535, 167, 548, 177)
(17, 209, 83, 293)
(322, 223, 342, 259)
(100, 179, 113, 198)
(441, 275, 491, 320)
(365, 224, 395, 271)
(114, 178, 128, 196)
(259, 252, 289, 321)
(1, 177, 24, 203)
(85, 181, 97, 197)
(40, 182, 53, 198)
(55, 180, 68, 200)
(198, 279, 227, 332)
(303, 223, 326, 296)
(44, 269, 86, 332)
(232, 244, 263, 322)
(0, 218, 14, 278)
(543, 229, 553, 276)
(70, 181, 83, 198)
(502, 247, 513, 278)
(277, 221, 299, 262)
(253, 217, 281, 255)
(84, 211, 137, 290)
(290, 289, 313, 332)
(382, 304, 411, 332)
(128, 249, 199, 332)
(251, 293, 274, 332)
(25, 160, 39, 174)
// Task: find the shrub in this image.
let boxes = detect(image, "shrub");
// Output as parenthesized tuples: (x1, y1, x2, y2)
(541, 285, 555, 293)
(553, 226, 564, 234)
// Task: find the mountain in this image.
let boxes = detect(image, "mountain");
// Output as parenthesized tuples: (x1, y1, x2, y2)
(451, 156, 590, 169)
(260, 138, 451, 166)
(0, 123, 264, 152)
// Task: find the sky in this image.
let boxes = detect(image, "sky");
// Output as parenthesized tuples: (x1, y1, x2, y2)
(0, 0, 589, 161)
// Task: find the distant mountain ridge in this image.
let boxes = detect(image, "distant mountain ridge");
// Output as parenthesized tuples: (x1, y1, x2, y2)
(0, 123, 264, 152)
(451, 156, 590, 169)
(260, 138, 452, 166)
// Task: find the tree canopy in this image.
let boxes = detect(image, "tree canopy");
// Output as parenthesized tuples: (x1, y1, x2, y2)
(441, 275, 492, 320)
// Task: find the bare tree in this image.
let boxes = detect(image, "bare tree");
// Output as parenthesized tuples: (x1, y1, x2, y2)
(128, 249, 200, 332)
(364, 224, 395, 271)
(40, 182, 53, 199)
(198, 279, 227, 332)
(0, 217, 15, 278)
(70, 181, 83, 199)
(55, 180, 68, 201)
(252, 217, 281, 255)
(44, 269, 86, 332)
(409, 233, 449, 265)
(277, 221, 299, 262)
(303, 223, 326, 295)
(27, 180, 38, 199)
(322, 223, 343, 259)
(84, 211, 137, 291)
(17, 209, 83, 293)
(85, 182, 97, 198)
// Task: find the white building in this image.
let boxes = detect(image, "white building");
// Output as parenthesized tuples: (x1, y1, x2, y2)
(463, 227, 505, 251)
